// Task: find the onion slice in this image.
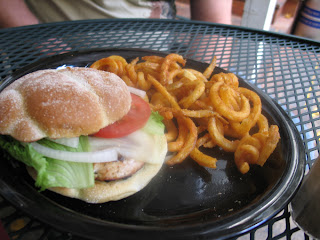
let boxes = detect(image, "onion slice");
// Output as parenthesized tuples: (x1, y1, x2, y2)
(30, 142, 118, 163)
(48, 137, 79, 148)
(128, 86, 146, 98)
(30, 130, 161, 164)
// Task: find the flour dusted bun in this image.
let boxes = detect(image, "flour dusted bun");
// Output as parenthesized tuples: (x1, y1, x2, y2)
(0, 67, 131, 142)
(27, 134, 168, 203)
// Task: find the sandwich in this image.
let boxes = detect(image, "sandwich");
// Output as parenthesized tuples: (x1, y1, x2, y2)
(0, 67, 167, 203)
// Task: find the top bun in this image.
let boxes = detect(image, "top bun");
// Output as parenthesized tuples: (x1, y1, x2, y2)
(0, 67, 131, 142)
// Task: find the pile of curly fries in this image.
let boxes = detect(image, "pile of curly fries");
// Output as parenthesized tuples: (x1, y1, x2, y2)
(90, 53, 280, 174)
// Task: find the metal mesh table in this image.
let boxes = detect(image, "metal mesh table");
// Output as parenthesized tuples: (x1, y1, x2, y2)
(0, 19, 319, 239)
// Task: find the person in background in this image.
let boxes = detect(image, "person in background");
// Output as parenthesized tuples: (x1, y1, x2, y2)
(0, 0, 232, 28)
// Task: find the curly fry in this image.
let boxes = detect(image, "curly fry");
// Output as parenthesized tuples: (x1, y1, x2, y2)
(210, 81, 250, 122)
(167, 77, 190, 92)
(137, 72, 151, 91)
(152, 106, 226, 124)
(210, 72, 239, 88)
(160, 53, 186, 85)
(208, 117, 239, 152)
(150, 92, 170, 107)
(163, 119, 178, 142)
(182, 70, 197, 81)
(121, 75, 134, 87)
(136, 61, 161, 71)
(190, 148, 217, 168)
(189, 132, 217, 168)
(197, 133, 216, 148)
(168, 69, 185, 83)
(203, 56, 217, 79)
(147, 74, 181, 110)
(90, 57, 119, 73)
(234, 134, 261, 174)
(179, 80, 205, 108)
(229, 87, 262, 137)
(181, 109, 224, 119)
(219, 85, 241, 111)
(167, 117, 188, 152)
(166, 116, 197, 165)
(257, 114, 269, 133)
(235, 144, 260, 174)
(108, 55, 128, 68)
(125, 63, 137, 84)
(257, 125, 280, 166)
(185, 69, 208, 82)
(141, 55, 163, 63)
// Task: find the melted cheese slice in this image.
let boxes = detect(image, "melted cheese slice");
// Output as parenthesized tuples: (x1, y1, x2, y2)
(88, 130, 165, 164)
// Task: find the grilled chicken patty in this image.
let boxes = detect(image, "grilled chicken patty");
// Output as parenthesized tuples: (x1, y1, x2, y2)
(94, 159, 145, 181)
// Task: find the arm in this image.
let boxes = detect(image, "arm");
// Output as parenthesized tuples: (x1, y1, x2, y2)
(0, 0, 39, 28)
(190, 0, 232, 24)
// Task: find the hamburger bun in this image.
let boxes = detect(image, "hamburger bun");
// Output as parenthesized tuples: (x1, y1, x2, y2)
(0, 67, 131, 142)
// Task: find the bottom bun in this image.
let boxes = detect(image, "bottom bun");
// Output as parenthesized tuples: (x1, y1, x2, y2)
(27, 134, 167, 203)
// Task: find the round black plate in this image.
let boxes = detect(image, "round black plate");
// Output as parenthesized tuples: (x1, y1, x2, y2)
(0, 48, 305, 240)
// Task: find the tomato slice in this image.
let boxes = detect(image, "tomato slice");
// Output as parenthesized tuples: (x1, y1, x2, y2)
(94, 93, 151, 138)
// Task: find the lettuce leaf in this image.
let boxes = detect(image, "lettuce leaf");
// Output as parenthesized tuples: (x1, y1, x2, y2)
(0, 136, 94, 191)
(143, 111, 165, 135)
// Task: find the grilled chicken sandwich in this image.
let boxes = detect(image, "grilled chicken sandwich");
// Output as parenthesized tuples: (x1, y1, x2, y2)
(0, 67, 167, 203)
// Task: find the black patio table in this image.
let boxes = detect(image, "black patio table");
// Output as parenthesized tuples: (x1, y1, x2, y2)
(0, 19, 319, 240)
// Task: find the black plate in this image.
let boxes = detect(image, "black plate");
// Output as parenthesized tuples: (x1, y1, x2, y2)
(0, 48, 305, 240)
